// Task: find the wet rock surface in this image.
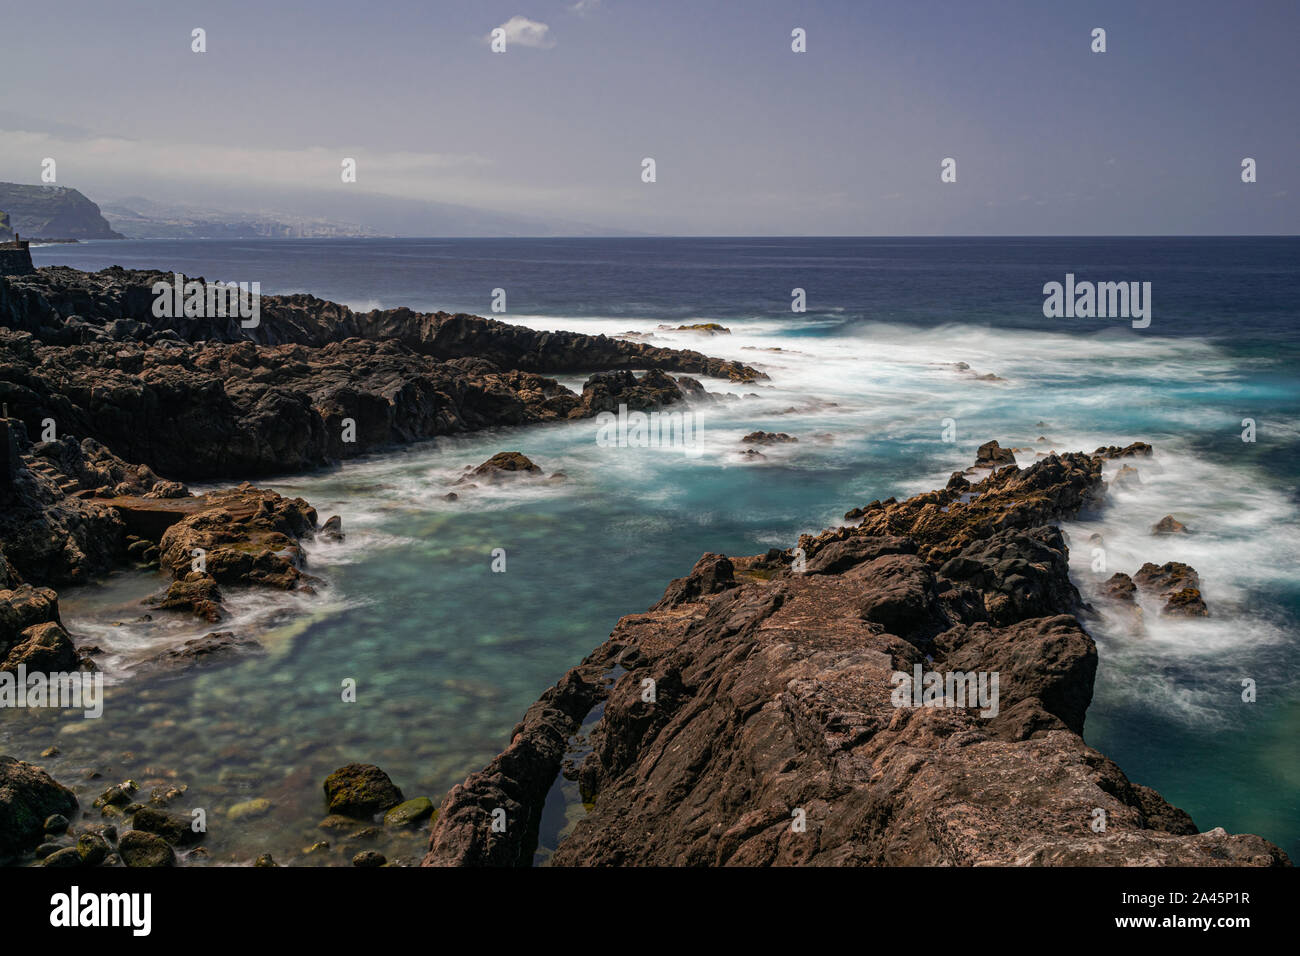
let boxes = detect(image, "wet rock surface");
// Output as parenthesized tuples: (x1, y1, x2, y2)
(323, 764, 405, 819)
(0, 756, 79, 859)
(424, 448, 1288, 867)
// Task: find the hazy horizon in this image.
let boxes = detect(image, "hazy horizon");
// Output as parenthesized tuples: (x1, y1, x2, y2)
(2, 0, 1296, 236)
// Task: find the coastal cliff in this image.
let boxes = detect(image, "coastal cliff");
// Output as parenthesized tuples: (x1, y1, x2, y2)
(423, 447, 1290, 867)
(0, 184, 123, 241)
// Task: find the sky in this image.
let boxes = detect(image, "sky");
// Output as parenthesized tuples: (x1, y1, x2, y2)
(0, 0, 1296, 235)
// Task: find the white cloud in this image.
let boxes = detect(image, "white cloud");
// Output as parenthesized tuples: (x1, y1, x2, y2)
(489, 16, 555, 49)
(569, 0, 602, 15)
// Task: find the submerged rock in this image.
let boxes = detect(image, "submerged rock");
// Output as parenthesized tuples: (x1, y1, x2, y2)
(384, 797, 436, 828)
(1111, 464, 1142, 490)
(227, 798, 272, 822)
(134, 631, 264, 674)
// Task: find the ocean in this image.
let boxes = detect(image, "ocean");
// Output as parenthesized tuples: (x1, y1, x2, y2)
(8, 236, 1298, 863)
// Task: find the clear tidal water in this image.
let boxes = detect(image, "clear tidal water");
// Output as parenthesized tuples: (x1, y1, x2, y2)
(5, 236, 1297, 864)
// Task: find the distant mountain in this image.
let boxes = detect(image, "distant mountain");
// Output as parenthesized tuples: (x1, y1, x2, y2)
(0, 183, 123, 240)
(0, 181, 637, 242)
(98, 189, 639, 239)
(101, 197, 380, 239)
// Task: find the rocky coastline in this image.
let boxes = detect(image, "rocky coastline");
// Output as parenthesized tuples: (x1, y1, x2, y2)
(422, 444, 1290, 867)
(0, 263, 763, 865)
(0, 264, 1289, 868)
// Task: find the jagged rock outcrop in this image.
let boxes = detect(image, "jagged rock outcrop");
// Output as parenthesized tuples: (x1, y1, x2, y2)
(423, 448, 1288, 867)
(0, 268, 760, 480)
(975, 439, 1015, 467)
(1134, 561, 1209, 617)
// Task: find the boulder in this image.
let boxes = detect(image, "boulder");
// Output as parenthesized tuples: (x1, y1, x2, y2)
(118, 830, 177, 867)
(1152, 514, 1188, 535)
(1, 621, 77, 673)
(975, 440, 1016, 467)
(132, 807, 203, 846)
(0, 757, 78, 858)
(76, 831, 110, 865)
(741, 431, 797, 445)
(457, 452, 542, 483)
(323, 764, 404, 818)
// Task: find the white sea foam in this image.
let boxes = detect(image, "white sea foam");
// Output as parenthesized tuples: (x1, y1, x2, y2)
(78, 312, 1296, 727)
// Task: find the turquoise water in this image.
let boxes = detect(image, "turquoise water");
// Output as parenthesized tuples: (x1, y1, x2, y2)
(5, 237, 1297, 863)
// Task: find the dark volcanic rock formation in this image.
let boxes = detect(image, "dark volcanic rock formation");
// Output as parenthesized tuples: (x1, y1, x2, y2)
(975, 439, 1016, 467)
(0, 267, 761, 480)
(1134, 561, 1210, 617)
(459, 451, 543, 483)
(423, 448, 1288, 867)
(742, 431, 797, 445)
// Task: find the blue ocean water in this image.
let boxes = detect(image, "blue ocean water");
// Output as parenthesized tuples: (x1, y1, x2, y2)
(7, 236, 1298, 863)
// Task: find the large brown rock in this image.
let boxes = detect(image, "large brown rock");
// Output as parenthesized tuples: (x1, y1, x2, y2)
(1, 621, 76, 673)
(424, 445, 1287, 868)
(155, 487, 318, 593)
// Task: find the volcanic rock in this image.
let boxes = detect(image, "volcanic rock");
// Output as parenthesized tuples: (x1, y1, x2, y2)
(741, 431, 797, 445)
(423, 447, 1285, 867)
(1152, 514, 1188, 535)
(975, 440, 1016, 467)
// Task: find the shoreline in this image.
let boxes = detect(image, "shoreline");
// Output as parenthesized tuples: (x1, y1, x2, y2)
(424, 443, 1290, 867)
(0, 263, 1290, 867)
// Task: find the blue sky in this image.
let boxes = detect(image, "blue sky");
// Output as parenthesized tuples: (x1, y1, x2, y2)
(0, 0, 1295, 234)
